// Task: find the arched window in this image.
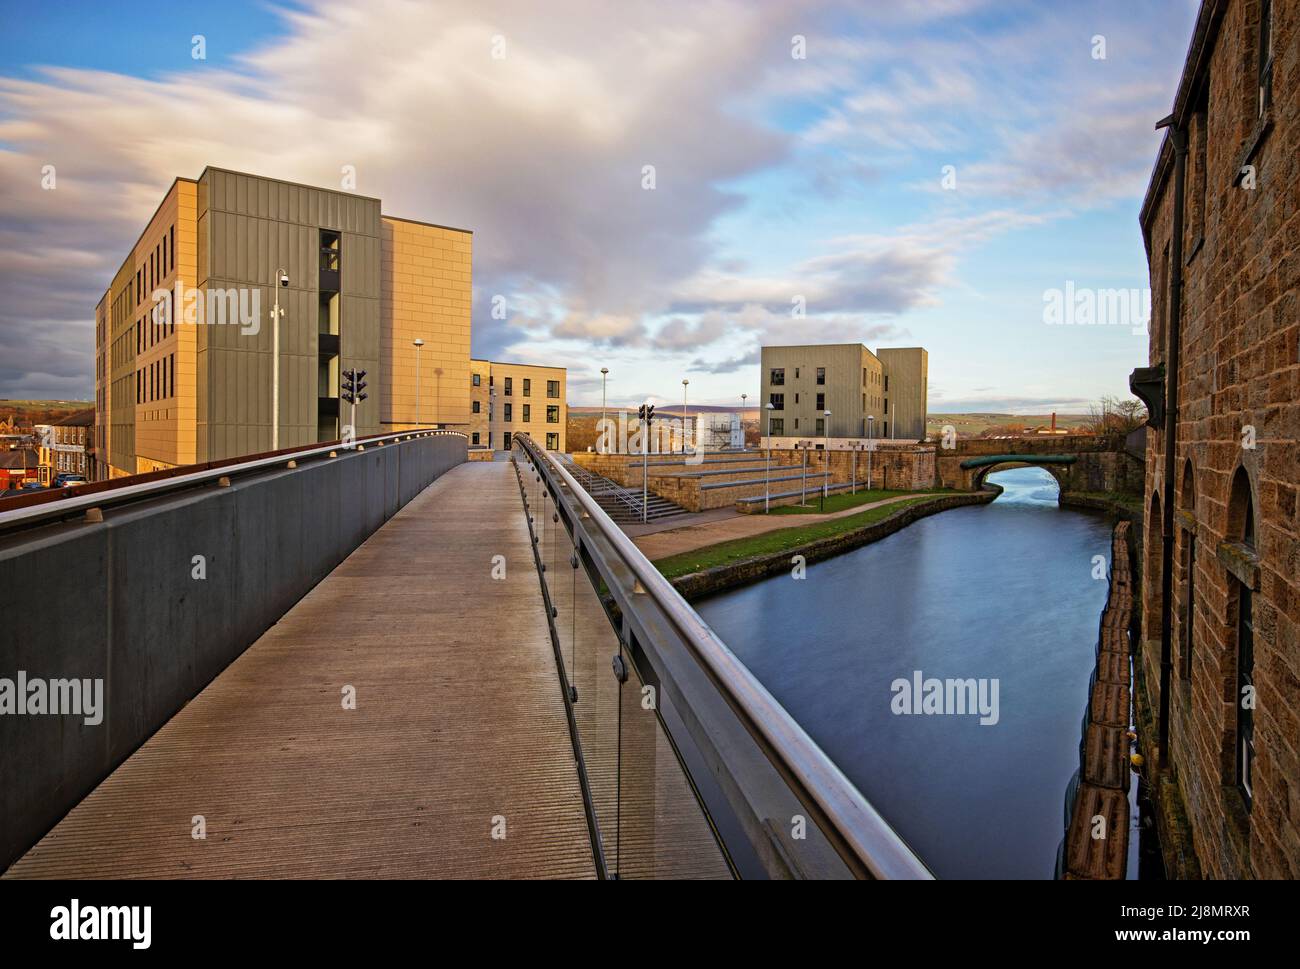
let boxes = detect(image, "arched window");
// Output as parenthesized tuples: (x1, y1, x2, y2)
(1229, 468, 1255, 807)
(1180, 461, 1196, 683)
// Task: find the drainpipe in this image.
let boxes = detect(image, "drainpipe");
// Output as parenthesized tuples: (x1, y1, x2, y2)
(1154, 115, 1187, 766)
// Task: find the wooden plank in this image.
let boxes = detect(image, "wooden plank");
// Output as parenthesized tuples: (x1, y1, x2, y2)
(5, 462, 596, 879)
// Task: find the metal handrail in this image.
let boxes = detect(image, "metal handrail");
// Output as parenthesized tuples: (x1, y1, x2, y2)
(0, 430, 466, 533)
(515, 434, 931, 879)
(559, 456, 647, 516)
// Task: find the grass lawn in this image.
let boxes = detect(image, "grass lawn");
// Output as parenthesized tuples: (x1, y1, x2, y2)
(769, 487, 954, 515)
(653, 495, 941, 581)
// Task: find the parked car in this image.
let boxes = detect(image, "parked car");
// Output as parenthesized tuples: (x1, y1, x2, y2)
(54, 473, 87, 487)
(19, 479, 45, 490)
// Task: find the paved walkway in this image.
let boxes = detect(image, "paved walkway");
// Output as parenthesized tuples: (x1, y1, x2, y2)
(5, 462, 596, 879)
(633, 492, 942, 560)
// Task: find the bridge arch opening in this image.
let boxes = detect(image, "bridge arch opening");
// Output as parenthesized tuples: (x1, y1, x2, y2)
(974, 461, 1066, 501)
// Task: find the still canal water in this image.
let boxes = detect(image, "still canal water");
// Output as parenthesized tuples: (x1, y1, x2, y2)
(695, 467, 1114, 879)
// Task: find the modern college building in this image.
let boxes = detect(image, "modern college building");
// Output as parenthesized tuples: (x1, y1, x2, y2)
(468, 359, 567, 451)
(759, 344, 928, 442)
(1132, 0, 1297, 878)
(94, 167, 473, 478)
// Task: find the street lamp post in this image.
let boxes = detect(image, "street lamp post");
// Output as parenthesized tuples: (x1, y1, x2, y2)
(867, 415, 875, 492)
(800, 441, 808, 507)
(600, 367, 609, 453)
(852, 442, 858, 495)
(681, 378, 689, 455)
(271, 268, 287, 451)
(764, 401, 775, 513)
(412, 338, 425, 427)
(740, 393, 747, 450)
(821, 409, 831, 511)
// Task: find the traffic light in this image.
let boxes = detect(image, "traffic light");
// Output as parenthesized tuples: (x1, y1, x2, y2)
(637, 403, 655, 424)
(341, 369, 368, 405)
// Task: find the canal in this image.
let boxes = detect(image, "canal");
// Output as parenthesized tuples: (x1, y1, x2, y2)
(695, 466, 1114, 879)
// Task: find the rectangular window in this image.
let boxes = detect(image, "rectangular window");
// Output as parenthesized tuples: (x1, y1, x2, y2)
(1238, 583, 1255, 805)
(816, 393, 824, 410)
(884, 375, 889, 392)
(884, 398, 888, 413)
(769, 368, 785, 386)
(546, 406, 559, 424)
(768, 393, 784, 410)
(770, 418, 784, 435)
(816, 418, 825, 436)
(816, 367, 825, 385)
(472, 400, 481, 414)
(472, 432, 480, 445)
(472, 373, 481, 386)
(522, 404, 531, 422)
(546, 433, 559, 449)
(523, 378, 531, 397)
(794, 393, 799, 404)
(320, 230, 341, 271)
(504, 403, 512, 422)
(502, 432, 512, 449)
(1259, 0, 1273, 116)
(169, 225, 175, 270)
(504, 377, 512, 396)
(547, 380, 559, 398)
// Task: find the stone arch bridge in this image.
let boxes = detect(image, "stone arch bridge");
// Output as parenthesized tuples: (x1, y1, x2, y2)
(934, 432, 1144, 494)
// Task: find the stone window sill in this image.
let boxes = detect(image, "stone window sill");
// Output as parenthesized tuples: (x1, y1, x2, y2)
(1216, 540, 1259, 590)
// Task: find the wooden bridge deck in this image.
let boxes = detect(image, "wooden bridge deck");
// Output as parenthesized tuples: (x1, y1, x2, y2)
(4, 461, 597, 879)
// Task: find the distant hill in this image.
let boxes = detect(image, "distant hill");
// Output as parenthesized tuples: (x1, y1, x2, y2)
(0, 400, 93, 427)
(926, 413, 1093, 436)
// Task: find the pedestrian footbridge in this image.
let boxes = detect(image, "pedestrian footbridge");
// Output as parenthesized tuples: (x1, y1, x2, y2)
(0, 432, 928, 880)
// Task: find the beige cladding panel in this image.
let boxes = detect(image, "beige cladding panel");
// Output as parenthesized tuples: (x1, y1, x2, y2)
(381, 218, 472, 430)
(761, 344, 879, 439)
(876, 347, 928, 441)
(485, 361, 566, 451)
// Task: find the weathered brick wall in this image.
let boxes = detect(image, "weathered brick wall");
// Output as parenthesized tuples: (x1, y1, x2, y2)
(1140, 0, 1299, 879)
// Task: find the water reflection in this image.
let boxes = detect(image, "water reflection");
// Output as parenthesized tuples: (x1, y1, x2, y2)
(695, 467, 1112, 878)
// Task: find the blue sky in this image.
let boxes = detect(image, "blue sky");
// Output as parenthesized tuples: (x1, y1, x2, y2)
(0, 0, 1199, 412)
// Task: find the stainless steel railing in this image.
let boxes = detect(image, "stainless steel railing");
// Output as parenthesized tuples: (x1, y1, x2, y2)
(0, 430, 466, 534)
(513, 433, 931, 880)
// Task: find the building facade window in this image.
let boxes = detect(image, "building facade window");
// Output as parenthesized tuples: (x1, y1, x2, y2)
(769, 368, 785, 386)
(1259, 0, 1273, 116)
(816, 367, 825, 385)
(816, 393, 824, 410)
(768, 392, 784, 410)
(547, 380, 559, 398)
(815, 418, 824, 436)
(770, 418, 784, 435)
(504, 377, 512, 396)
(503, 403, 512, 422)
(523, 378, 531, 397)
(472, 432, 480, 445)
(472, 400, 480, 413)
(546, 406, 559, 424)
(522, 404, 530, 422)
(546, 433, 559, 449)
(472, 373, 481, 387)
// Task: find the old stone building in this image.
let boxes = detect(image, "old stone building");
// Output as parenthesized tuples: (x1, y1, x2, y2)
(1132, 0, 1298, 877)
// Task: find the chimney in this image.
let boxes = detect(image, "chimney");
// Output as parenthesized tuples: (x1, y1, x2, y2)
(1050, 411, 1057, 433)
